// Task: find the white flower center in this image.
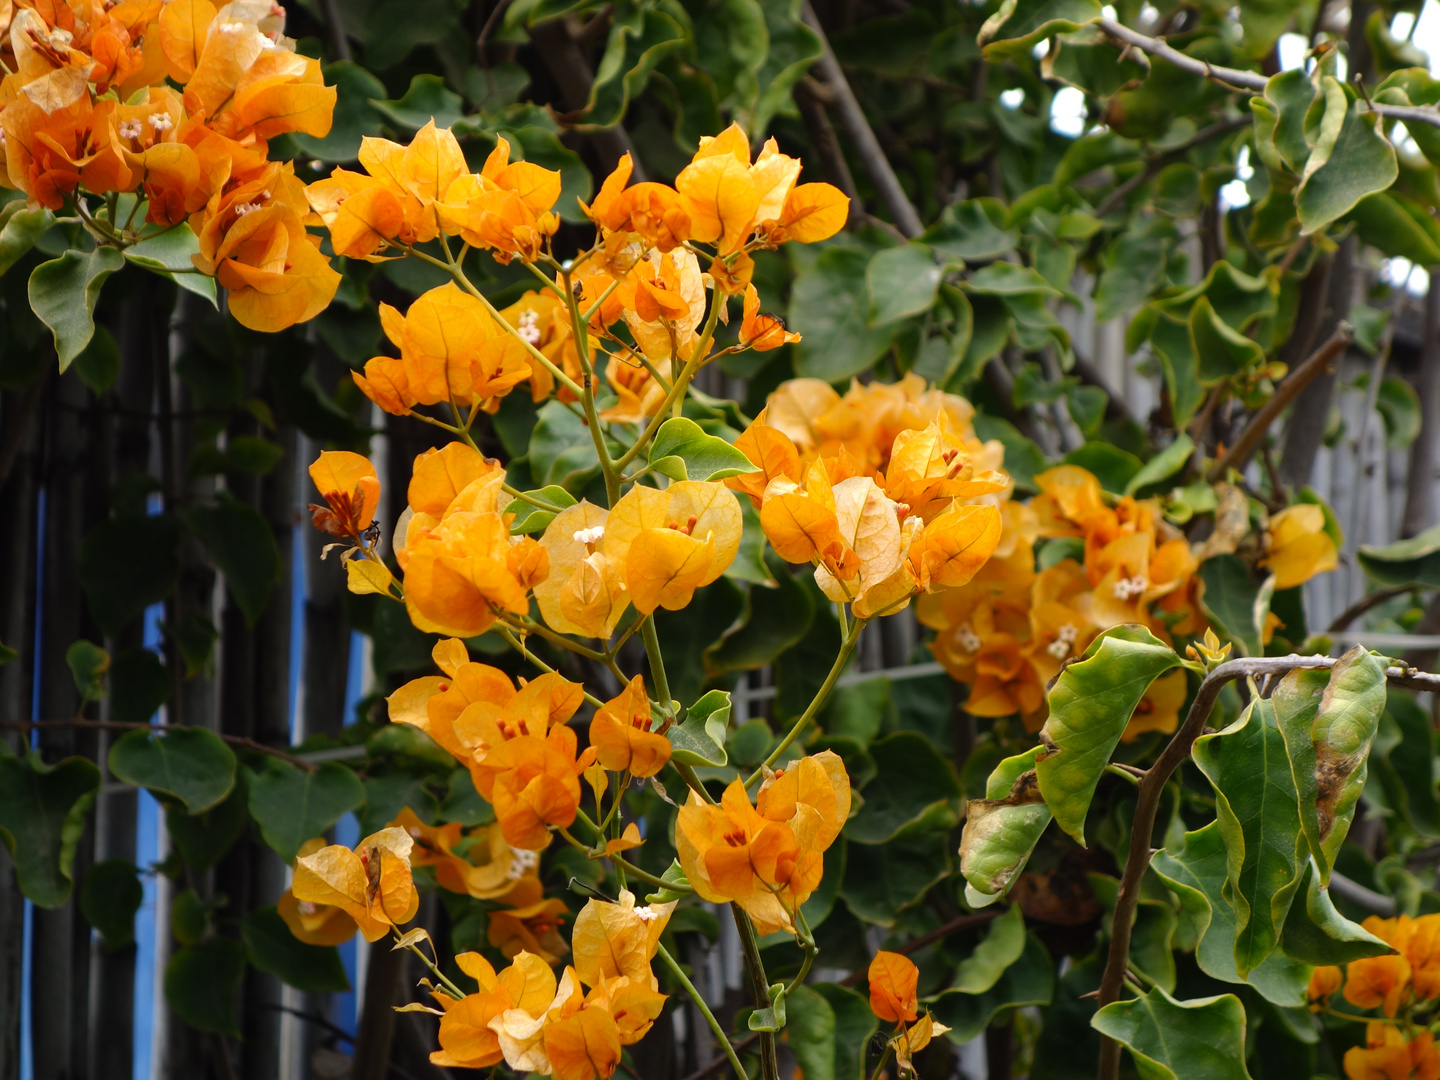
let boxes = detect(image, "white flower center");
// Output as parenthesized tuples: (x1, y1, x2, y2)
(297, 900, 319, 916)
(573, 525, 605, 546)
(517, 309, 541, 345)
(148, 113, 173, 132)
(118, 119, 143, 140)
(1112, 575, 1148, 600)
(956, 623, 981, 654)
(633, 906, 660, 922)
(507, 848, 540, 880)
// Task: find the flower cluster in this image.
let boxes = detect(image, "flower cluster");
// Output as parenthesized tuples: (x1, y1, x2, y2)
(1310, 913, 1440, 1079)
(0, 0, 341, 329)
(676, 751, 849, 935)
(429, 891, 672, 1079)
(535, 480, 743, 637)
(867, 951, 950, 1074)
(730, 375, 1010, 619)
(918, 463, 1335, 734)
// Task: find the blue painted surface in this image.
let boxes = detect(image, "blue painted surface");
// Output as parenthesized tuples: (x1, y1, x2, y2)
(132, 574, 167, 1080)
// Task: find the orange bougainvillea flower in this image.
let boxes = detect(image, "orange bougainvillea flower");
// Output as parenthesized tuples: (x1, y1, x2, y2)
(1121, 668, 1187, 743)
(727, 413, 802, 507)
(583, 481, 741, 618)
(291, 826, 419, 942)
(571, 889, 676, 990)
(1345, 1022, 1440, 1080)
(1032, 465, 1108, 538)
(353, 283, 532, 417)
(1346, 916, 1415, 1017)
(738, 283, 799, 351)
(278, 838, 358, 946)
(476, 725, 592, 851)
(487, 876, 570, 966)
(1262, 504, 1340, 590)
(434, 136, 562, 263)
(307, 451, 380, 538)
(430, 951, 556, 1070)
(868, 950, 920, 1023)
(1309, 965, 1343, 1006)
(589, 675, 671, 777)
(390, 806, 536, 900)
(891, 1013, 951, 1075)
(533, 502, 629, 639)
(677, 752, 848, 935)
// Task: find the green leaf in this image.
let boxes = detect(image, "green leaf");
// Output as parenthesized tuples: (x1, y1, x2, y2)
(1148, 312, 1205, 430)
(706, 567, 814, 675)
(294, 61, 387, 161)
(1280, 859, 1392, 965)
(978, 0, 1101, 59)
(109, 728, 237, 814)
(1189, 297, 1263, 385)
(585, 5, 687, 128)
(1198, 554, 1264, 657)
(841, 831, 951, 926)
(959, 746, 1052, 902)
(668, 689, 731, 767)
(965, 262, 1059, 297)
(1371, 691, 1440, 837)
(80, 859, 143, 950)
(1126, 435, 1194, 496)
(952, 902, 1026, 993)
(368, 74, 464, 130)
(246, 760, 366, 864)
(0, 202, 54, 276)
(1376, 375, 1422, 449)
(66, 640, 109, 703)
(529, 399, 601, 491)
(1348, 191, 1440, 266)
(1091, 986, 1252, 1080)
(71, 324, 120, 395)
(791, 247, 899, 382)
(1094, 219, 1177, 323)
(748, 983, 787, 1031)
(242, 906, 351, 993)
(1151, 823, 1310, 1006)
(844, 731, 960, 844)
(1062, 443, 1143, 496)
(785, 985, 836, 1080)
(648, 417, 756, 481)
(931, 932, 1055, 1042)
(1036, 626, 1184, 844)
(1275, 648, 1386, 880)
(920, 201, 1017, 263)
(867, 244, 943, 326)
(724, 500, 776, 586)
(1296, 80, 1398, 234)
(186, 497, 282, 626)
(29, 246, 126, 368)
(164, 937, 246, 1036)
(1358, 521, 1440, 586)
(811, 983, 877, 1080)
(166, 788, 247, 873)
(505, 485, 577, 535)
(1191, 697, 1305, 978)
(123, 224, 217, 306)
(1155, 262, 1277, 334)
(0, 750, 101, 907)
(79, 513, 181, 636)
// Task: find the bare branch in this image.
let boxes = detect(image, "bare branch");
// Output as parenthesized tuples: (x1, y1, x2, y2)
(800, 2, 924, 238)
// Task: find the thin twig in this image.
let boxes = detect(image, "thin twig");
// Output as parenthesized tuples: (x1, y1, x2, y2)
(1207, 325, 1354, 481)
(0, 718, 318, 771)
(1092, 117, 1251, 218)
(1328, 585, 1414, 632)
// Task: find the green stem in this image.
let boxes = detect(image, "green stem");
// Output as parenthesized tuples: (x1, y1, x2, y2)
(867, 1046, 894, 1080)
(673, 760, 718, 806)
(562, 267, 622, 507)
(731, 904, 779, 1080)
(492, 626, 605, 708)
(639, 617, 674, 716)
(393, 933, 465, 1000)
(656, 942, 750, 1080)
(745, 618, 864, 788)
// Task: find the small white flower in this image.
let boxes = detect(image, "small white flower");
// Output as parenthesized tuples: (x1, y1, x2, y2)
(148, 113, 173, 133)
(1056, 623, 1078, 644)
(1046, 638, 1071, 660)
(297, 900, 319, 916)
(118, 119, 143, 140)
(507, 848, 540, 880)
(633, 906, 660, 922)
(956, 623, 981, 654)
(573, 525, 605, 546)
(218, 20, 247, 33)
(234, 202, 262, 216)
(1111, 575, 1148, 600)
(517, 308, 541, 345)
